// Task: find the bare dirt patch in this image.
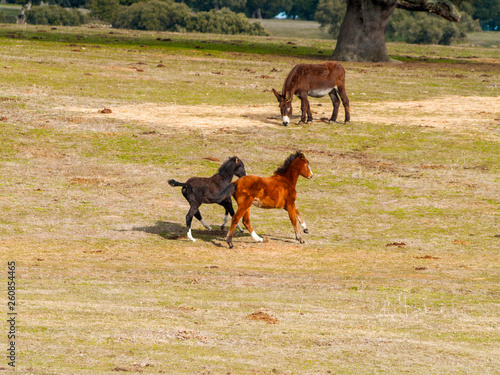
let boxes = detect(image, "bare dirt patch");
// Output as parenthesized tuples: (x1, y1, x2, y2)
(354, 95, 500, 140)
(54, 95, 500, 139)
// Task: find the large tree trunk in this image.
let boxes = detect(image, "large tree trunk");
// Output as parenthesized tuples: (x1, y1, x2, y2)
(332, 0, 397, 62)
(331, 0, 461, 62)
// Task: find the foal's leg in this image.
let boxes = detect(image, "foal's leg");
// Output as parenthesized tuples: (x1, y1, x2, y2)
(295, 208, 309, 234)
(285, 203, 304, 244)
(185, 203, 201, 242)
(329, 90, 341, 123)
(226, 200, 252, 249)
(194, 210, 212, 231)
(220, 200, 243, 232)
(242, 209, 263, 243)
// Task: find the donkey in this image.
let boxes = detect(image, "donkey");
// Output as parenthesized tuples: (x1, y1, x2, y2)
(272, 61, 350, 126)
(168, 156, 246, 242)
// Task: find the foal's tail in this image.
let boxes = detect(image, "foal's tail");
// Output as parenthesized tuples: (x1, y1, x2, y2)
(168, 179, 186, 187)
(215, 182, 236, 202)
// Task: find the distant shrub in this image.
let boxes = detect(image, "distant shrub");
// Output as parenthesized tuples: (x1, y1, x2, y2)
(112, 0, 191, 31)
(112, 0, 269, 35)
(386, 10, 480, 45)
(25, 5, 88, 26)
(0, 11, 18, 24)
(314, 0, 345, 38)
(187, 8, 269, 35)
(88, 0, 120, 23)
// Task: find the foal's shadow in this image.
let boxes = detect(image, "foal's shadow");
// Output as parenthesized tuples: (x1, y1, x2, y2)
(132, 221, 250, 245)
(132, 221, 298, 247)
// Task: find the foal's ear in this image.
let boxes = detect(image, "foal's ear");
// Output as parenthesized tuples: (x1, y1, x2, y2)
(272, 88, 281, 101)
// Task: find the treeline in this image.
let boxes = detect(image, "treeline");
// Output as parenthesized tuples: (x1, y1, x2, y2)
(10, 0, 499, 41)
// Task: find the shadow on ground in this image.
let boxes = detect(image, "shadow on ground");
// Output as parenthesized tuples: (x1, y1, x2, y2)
(131, 221, 297, 246)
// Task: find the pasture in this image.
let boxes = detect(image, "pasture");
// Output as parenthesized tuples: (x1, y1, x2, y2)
(1, 24, 499, 374)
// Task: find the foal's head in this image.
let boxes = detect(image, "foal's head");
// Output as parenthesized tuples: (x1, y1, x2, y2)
(272, 89, 293, 126)
(297, 153, 313, 179)
(275, 152, 313, 179)
(226, 156, 246, 178)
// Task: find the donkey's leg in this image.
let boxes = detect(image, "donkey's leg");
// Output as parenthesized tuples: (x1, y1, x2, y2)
(299, 94, 310, 123)
(186, 203, 201, 242)
(285, 203, 304, 244)
(305, 98, 313, 123)
(295, 208, 309, 234)
(337, 84, 350, 123)
(329, 90, 341, 123)
(194, 209, 212, 231)
(242, 209, 263, 243)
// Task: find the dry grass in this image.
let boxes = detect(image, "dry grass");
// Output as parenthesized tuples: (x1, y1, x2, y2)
(0, 25, 499, 374)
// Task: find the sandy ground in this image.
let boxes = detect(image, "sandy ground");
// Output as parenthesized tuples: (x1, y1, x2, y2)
(55, 95, 500, 139)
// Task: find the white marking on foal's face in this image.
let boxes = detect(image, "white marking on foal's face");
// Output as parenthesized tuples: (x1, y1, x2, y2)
(307, 164, 313, 178)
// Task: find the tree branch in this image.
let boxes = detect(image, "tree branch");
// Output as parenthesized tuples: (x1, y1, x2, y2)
(396, 0, 461, 21)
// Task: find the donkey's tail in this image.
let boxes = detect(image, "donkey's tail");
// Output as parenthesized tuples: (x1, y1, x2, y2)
(168, 179, 186, 187)
(215, 182, 236, 202)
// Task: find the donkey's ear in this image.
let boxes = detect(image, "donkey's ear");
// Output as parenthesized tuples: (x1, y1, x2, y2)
(235, 157, 239, 164)
(272, 88, 281, 101)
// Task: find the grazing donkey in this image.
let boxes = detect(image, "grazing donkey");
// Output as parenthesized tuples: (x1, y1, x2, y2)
(272, 61, 350, 126)
(168, 157, 246, 242)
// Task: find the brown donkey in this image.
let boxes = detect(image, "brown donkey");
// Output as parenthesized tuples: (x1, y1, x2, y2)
(272, 61, 350, 126)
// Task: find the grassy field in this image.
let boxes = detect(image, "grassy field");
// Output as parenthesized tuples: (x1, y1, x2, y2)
(1, 24, 499, 374)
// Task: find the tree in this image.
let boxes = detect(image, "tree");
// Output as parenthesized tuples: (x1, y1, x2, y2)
(331, 0, 462, 62)
(473, 0, 500, 30)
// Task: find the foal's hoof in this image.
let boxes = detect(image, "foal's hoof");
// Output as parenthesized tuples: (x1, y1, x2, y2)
(303, 228, 309, 234)
(227, 241, 234, 249)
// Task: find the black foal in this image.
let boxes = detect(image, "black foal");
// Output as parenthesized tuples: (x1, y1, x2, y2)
(168, 156, 246, 242)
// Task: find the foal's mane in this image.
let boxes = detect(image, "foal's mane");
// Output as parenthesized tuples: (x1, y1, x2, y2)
(274, 151, 303, 176)
(217, 156, 238, 174)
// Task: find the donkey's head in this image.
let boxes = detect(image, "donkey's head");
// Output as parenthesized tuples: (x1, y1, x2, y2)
(272, 89, 293, 126)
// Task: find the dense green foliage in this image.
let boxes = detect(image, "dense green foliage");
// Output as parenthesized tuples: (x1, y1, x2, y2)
(187, 8, 270, 34)
(385, 10, 480, 44)
(112, 0, 190, 31)
(112, 0, 269, 35)
(25, 4, 88, 25)
(472, 0, 500, 30)
(88, 0, 120, 23)
(315, 0, 483, 43)
(314, 0, 345, 37)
